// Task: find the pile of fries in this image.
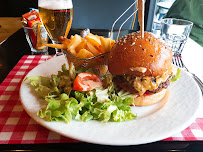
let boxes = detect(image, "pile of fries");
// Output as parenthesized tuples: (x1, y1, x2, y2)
(44, 33, 115, 58)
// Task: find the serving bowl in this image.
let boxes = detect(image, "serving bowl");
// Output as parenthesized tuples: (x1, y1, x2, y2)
(63, 50, 110, 75)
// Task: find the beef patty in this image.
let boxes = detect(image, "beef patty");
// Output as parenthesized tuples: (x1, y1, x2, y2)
(113, 75, 171, 95)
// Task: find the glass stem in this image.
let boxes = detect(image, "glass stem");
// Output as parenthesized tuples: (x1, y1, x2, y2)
(52, 40, 63, 56)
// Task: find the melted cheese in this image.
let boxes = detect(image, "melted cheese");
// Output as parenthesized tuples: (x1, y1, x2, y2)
(133, 65, 173, 95)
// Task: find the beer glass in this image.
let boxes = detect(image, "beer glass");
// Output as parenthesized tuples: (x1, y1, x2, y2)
(38, 0, 73, 56)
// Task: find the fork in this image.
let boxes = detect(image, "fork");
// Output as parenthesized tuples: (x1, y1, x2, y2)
(172, 56, 203, 92)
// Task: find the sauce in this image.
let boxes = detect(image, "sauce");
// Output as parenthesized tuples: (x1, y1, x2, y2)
(130, 65, 175, 95)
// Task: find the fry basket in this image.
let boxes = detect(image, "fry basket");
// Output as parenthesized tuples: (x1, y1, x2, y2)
(63, 50, 109, 75)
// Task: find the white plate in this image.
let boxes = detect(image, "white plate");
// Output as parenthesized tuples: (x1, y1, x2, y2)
(20, 55, 202, 146)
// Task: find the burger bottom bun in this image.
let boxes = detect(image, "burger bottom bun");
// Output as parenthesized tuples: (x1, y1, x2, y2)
(134, 89, 167, 106)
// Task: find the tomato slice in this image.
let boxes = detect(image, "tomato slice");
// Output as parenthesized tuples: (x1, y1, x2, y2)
(73, 72, 103, 91)
(142, 91, 154, 96)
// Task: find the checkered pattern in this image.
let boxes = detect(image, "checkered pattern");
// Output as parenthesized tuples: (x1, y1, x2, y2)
(0, 55, 79, 144)
(0, 55, 203, 144)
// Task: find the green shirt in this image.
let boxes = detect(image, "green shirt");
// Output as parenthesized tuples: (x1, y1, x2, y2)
(165, 0, 203, 46)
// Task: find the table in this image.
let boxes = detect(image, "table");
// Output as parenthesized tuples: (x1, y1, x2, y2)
(0, 17, 22, 43)
(0, 28, 203, 151)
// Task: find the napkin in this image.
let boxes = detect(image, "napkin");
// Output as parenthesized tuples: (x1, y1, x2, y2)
(182, 38, 203, 82)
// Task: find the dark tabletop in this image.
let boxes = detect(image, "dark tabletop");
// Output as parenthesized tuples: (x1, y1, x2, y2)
(0, 28, 203, 152)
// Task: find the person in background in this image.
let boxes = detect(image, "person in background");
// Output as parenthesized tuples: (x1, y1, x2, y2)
(164, 0, 203, 47)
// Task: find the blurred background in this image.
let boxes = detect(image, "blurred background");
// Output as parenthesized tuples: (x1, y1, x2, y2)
(0, 0, 202, 46)
(0, 0, 176, 42)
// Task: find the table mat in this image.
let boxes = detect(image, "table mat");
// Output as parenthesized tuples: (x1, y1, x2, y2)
(0, 55, 203, 144)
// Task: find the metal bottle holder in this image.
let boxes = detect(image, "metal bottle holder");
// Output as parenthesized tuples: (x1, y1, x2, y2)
(109, 0, 139, 42)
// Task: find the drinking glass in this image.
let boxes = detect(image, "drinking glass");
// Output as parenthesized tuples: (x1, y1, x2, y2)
(23, 25, 49, 55)
(160, 18, 193, 56)
(38, 0, 73, 56)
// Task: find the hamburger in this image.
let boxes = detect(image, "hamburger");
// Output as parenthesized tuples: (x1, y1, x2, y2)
(108, 31, 177, 106)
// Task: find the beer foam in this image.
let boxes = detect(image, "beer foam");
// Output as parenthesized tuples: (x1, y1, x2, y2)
(38, 0, 73, 9)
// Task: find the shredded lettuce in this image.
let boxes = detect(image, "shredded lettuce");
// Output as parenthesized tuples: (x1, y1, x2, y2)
(26, 64, 137, 123)
(171, 68, 181, 82)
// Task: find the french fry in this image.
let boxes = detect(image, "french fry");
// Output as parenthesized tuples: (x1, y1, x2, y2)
(44, 33, 115, 59)
(85, 33, 101, 49)
(43, 43, 67, 49)
(69, 48, 77, 56)
(59, 36, 71, 46)
(70, 35, 74, 40)
(111, 39, 115, 47)
(95, 35, 101, 39)
(68, 34, 83, 50)
(100, 37, 111, 53)
(76, 49, 94, 58)
(75, 39, 86, 53)
(85, 42, 101, 56)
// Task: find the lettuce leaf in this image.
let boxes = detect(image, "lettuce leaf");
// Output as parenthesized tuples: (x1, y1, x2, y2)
(171, 68, 181, 82)
(27, 63, 137, 123)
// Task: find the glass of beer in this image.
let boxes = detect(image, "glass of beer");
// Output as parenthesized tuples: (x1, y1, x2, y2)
(38, 0, 73, 56)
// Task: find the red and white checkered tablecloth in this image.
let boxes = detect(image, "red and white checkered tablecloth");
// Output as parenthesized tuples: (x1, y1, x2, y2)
(0, 55, 203, 144)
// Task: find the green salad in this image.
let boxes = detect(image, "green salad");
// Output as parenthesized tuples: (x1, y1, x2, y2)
(25, 63, 137, 123)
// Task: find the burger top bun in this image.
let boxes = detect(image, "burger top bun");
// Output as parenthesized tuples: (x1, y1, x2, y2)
(108, 31, 172, 76)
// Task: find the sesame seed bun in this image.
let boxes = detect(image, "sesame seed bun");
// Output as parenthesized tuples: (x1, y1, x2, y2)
(108, 31, 172, 77)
